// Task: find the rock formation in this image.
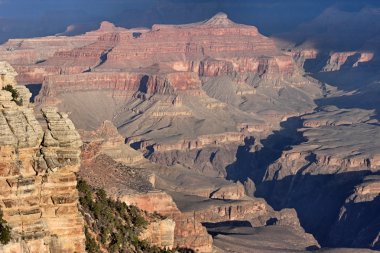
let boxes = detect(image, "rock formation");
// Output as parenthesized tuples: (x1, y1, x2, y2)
(139, 218, 175, 249)
(0, 83, 85, 252)
(209, 209, 320, 253)
(323, 52, 375, 72)
(0, 61, 17, 88)
(78, 120, 323, 252)
(260, 22, 380, 250)
(328, 175, 380, 249)
(79, 124, 214, 252)
(0, 15, 322, 165)
(79, 120, 144, 164)
(257, 107, 380, 250)
(0, 23, 124, 84)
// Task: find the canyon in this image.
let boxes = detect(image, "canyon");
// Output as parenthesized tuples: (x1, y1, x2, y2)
(0, 11, 379, 253)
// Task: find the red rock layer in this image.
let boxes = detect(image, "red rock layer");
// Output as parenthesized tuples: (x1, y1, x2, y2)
(0, 21, 128, 84)
(0, 13, 301, 89)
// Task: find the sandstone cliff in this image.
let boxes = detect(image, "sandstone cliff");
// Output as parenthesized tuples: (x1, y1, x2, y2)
(0, 88, 85, 252)
(0, 62, 17, 88)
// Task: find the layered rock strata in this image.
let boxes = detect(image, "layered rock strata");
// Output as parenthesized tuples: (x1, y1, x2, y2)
(79, 121, 320, 252)
(0, 14, 325, 179)
(79, 155, 214, 252)
(80, 120, 144, 164)
(258, 107, 380, 249)
(79, 122, 213, 252)
(0, 87, 85, 252)
(287, 45, 376, 73)
(0, 21, 124, 84)
(139, 218, 176, 250)
(0, 14, 322, 169)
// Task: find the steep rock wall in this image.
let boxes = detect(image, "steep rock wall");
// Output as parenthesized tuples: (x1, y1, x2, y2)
(0, 88, 85, 252)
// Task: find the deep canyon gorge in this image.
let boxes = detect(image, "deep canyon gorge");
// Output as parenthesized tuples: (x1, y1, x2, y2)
(0, 8, 379, 253)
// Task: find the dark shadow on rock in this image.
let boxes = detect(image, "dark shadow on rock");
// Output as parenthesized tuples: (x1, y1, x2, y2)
(306, 245, 320, 251)
(328, 193, 380, 250)
(93, 47, 114, 69)
(177, 248, 195, 253)
(138, 75, 149, 93)
(255, 170, 378, 249)
(129, 141, 142, 150)
(341, 53, 361, 70)
(303, 53, 330, 73)
(132, 32, 142, 38)
(203, 220, 252, 229)
(226, 116, 305, 185)
(310, 57, 380, 119)
(265, 217, 278, 226)
(316, 87, 380, 120)
(203, 220, 253, 237)
(312, 68, 378, 92)
(35, 59, 46, 64)
(25, 83, 42, 103)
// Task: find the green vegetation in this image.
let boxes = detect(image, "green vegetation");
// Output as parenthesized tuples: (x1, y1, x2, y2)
(1, 84, 23, 106)
(77, 179, 175, 253)
(0, 210, 11, 245)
